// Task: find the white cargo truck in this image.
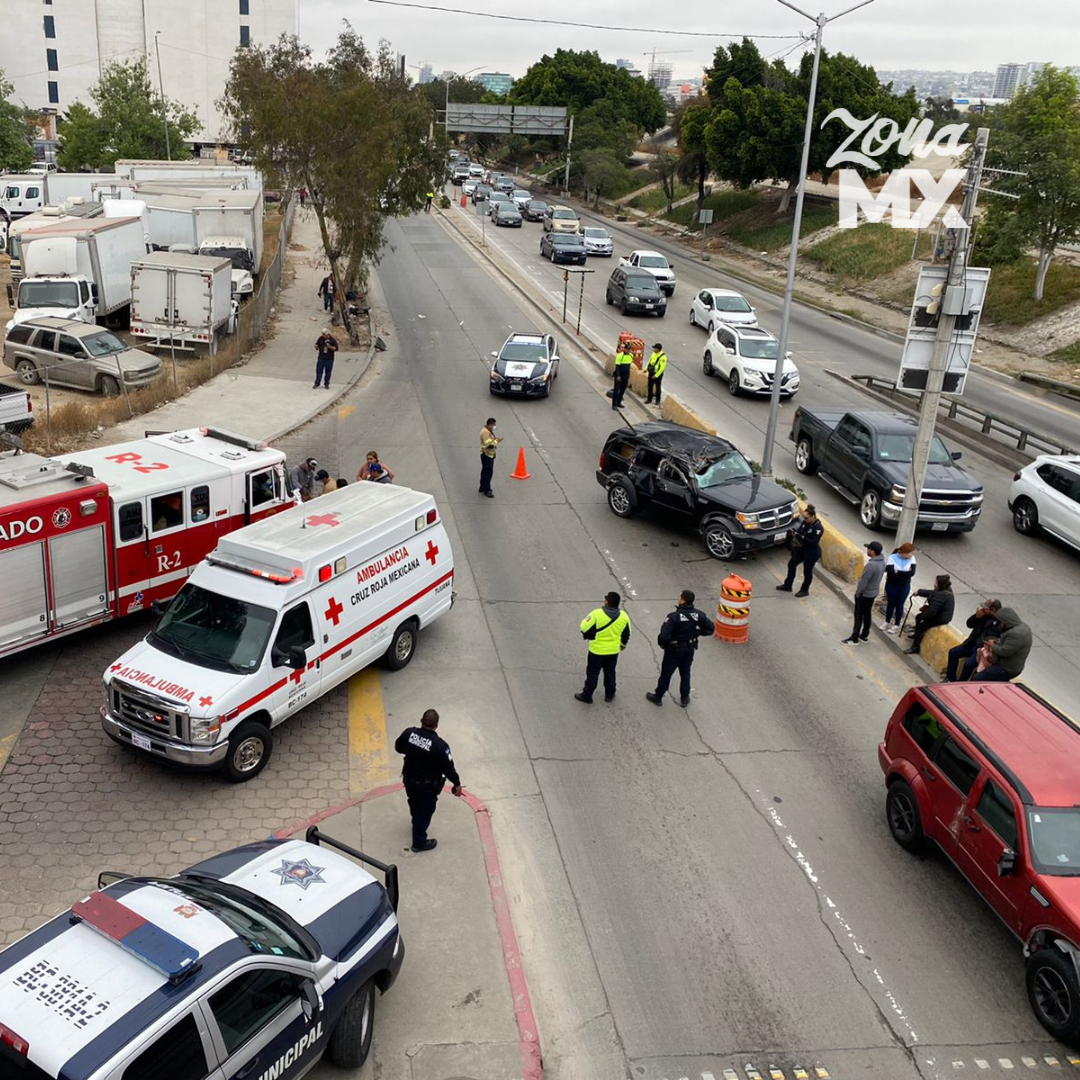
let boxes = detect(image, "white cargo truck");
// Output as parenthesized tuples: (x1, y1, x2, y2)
(137, 193, 200, 250)
(193, 189, 265, 275)
(0, 173, 120, 220)
(113, 159, 263, 191)
(14, 216, 148, 326)
(6, 200, 104, 280)
(130, 251, 233, 347)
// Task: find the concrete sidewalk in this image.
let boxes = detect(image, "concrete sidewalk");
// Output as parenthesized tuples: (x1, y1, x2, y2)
(286, 785, 542, 1080)
(105, 209, 374, 447)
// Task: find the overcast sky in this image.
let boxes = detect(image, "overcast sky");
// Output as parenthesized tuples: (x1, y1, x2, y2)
(296, 0, 1075, 84)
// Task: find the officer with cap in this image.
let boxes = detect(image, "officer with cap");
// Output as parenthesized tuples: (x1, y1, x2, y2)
(646, 589, 715, 707)
(611, 341, 633, 410)
(646, 342, 667, 405)
(394, 709, 463, 852)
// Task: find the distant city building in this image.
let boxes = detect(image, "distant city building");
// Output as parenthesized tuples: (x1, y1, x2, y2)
(615, 58, 633, 70)
(992, 63, 1027, 99)
(418, 63, 434, 85)
(648, 61, 673, 91)
(0, 0, 297, 144)
(477, 72, 513, 95)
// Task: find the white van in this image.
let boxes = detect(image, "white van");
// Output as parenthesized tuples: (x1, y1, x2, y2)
(101, 483, 454, 781)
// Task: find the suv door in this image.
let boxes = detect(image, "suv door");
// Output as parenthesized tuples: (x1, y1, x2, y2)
(652, 460, 695, 516)
(56, 332, 92, 390)
(956, 776, 1031, 928)
(608, 269, 624, 302)
(1036, 463, 1080, 545)
(924, 733, 981, 858)
(202, 966, 325, 1080)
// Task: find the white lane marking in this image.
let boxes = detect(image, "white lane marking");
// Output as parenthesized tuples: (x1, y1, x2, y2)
(764, 804, 920, 1046)
(600, 547, 638, 599)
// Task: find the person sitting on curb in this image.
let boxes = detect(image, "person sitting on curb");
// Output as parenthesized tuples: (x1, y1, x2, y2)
(905, 574, 955, 656)
(945, 599, 1003, 681)
(973, 607, 1032, 682)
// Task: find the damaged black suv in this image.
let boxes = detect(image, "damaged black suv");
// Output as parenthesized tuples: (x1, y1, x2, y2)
(596, 422, 799, 559)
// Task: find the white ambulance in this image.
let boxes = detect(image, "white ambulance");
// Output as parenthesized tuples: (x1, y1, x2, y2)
(101, 483, 454, 781)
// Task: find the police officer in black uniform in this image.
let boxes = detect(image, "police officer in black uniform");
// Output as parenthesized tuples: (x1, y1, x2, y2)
(646, 589, 715, 707)
(776, 503, 825, 597)
(394, 709, 463, 852)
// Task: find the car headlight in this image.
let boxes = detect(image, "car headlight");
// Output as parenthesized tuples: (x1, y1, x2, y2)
(529, 370, 550, 382)
(972, 493, 984, 503)
(190, 716, 222, 743)
(743, 370, 764, 383)
(736, 511, 761, 529)
(628, 296, 640, 303)
(890, 485, 906, 501)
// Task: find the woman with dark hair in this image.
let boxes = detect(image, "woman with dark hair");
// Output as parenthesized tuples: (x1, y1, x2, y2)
(881, 541, 917, 634)
(905, 573, 955, 655)
(356, 451, 394, 484)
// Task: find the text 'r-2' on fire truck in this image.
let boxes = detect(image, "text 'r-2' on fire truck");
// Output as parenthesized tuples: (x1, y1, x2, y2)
(0, 427, 292, 658)
(101, 482, 455, 782)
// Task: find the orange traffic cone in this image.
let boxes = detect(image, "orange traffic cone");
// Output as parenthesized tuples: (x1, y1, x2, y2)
(510, 447, 531, 480)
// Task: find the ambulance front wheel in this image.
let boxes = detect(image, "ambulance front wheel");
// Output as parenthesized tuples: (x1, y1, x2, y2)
(381, 620, 418, 671)
(222, 720, 273, 782)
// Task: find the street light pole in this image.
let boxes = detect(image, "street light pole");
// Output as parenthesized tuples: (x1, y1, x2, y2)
(154, 31, 171, 161)
(760, 0, 877, 478)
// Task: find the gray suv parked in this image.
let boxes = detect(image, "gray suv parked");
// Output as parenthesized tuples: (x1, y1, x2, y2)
(4, 317, 162, 395)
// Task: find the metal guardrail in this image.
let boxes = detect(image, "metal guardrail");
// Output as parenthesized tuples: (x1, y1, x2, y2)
(849, 373, 1076, 457)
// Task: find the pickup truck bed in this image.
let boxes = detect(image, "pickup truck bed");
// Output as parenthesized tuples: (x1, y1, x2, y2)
(790, 406, 983, 533)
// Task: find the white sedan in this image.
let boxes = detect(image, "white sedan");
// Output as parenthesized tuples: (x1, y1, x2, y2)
(462, 179, 478, 196)
(689, 288, 758, 332)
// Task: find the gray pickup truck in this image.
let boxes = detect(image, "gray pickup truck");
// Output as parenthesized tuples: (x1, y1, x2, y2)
(790, 406, 983, 532)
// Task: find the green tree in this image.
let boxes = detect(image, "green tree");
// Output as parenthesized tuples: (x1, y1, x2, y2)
(0, 69, 33, 172)
(416, 76, 487, 126)
(221, 27, 443, 343)
(980, 65, 1080, 300)
(924, 95, 966, 129)
(578, 148, 624, 207)
(675, 100, 711, 215)
(56, 58, 197, 170)
(512, 49, 666, 135)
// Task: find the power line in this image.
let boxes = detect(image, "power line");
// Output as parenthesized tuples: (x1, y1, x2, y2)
(365, 0, 803, 39)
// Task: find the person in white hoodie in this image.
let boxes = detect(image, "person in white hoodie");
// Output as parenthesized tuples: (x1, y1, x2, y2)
(881, 542, 917, 634)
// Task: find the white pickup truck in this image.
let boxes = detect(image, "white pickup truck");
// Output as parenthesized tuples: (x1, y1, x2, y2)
(618, 249, 676, 296)
(0, 383, 32, 433)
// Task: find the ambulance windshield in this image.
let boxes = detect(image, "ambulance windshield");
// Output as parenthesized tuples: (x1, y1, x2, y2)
(152, 584, 275, 673)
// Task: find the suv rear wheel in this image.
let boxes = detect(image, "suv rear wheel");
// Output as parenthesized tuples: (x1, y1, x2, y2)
(1027, 948, 1080, 1045)
(15, 359, 40, 385)
(382, 620, 418, 670)
(885, 779, 925, 853)
(607, 479, 636, 518)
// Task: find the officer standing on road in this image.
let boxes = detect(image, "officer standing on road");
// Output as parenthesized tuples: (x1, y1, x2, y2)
(575, 592, 632, 704)
(645, 342, 667, 405)
(611, 341, 633, 410)
(646, 589, 715, 707)
(394, 709, 463, 853)
(479, 417, 502, 498)
(776, 504, 825, 597)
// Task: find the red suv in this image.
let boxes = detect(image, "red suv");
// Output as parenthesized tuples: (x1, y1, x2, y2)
(879, 682, 1080, 1044)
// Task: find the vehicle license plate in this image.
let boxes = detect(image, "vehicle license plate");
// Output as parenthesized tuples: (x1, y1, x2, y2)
(773, 532, 787, 544)
(645, 303, 654, 310)
(930, 522, 949, 531)
(511, 383, 523, 391)
(132, 732, 152, 751)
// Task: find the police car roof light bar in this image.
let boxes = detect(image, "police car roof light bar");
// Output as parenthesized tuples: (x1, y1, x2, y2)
(71, 892, 201, 982)
(304, 827, 400, 913)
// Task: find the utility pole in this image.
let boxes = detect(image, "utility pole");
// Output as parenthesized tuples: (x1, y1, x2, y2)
(895, 127, 989, 545)
(154, 32, 171, 160)
(563, 115, 574, 194)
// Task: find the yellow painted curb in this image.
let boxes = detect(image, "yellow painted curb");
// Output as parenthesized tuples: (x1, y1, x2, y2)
(348, 668, 391, 793)
(819, 522, 865, 585)
(918, 624, 965, 673)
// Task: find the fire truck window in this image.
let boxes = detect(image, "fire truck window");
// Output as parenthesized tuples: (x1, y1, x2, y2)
(250, 470, 275, 507)
(151, 492, 184, 532)
(275, 603, 315, 652)
(118, 501, 144, 542)
(190, 485, 210, 522)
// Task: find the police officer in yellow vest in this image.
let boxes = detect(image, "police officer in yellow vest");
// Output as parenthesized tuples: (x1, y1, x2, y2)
(611, 342, 634, 410)
(575, 592, 632, 703)
(646, 342, 667, 405)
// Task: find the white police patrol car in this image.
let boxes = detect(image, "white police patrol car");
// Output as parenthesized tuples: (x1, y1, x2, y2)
(0, 829, 403, 1080)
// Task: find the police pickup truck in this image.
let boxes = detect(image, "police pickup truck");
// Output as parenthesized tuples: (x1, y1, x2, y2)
(0, 829, 403, 1080)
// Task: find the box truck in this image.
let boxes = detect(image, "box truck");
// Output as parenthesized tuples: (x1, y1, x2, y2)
(6, 200, 105, 280)
(113, 159, 263, 191)
(193, 189, 265, 275)
(13, 216, 148, 326)
(130, 252, 233, 345)
(0, 174, 122, 219)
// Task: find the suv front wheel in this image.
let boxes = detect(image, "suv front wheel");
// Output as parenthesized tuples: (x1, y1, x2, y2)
(1027, 948, 1080, 1045)
(703, 523, 735, 560)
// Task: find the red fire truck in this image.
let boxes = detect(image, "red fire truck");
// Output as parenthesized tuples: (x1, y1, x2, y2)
(0, 427, 292, 658)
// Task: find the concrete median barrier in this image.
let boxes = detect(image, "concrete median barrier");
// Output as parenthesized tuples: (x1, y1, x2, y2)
(660, 394, 715, 434)
(819, 523, 865, 584)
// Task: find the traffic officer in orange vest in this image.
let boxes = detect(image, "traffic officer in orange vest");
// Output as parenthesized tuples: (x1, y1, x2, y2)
(574, 592, 632, 703)
(646, 342, 667, 405)
(611, 341, 634, 410)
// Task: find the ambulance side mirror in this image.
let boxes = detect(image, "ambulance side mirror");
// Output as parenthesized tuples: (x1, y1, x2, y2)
(151, 600, 167, 617)
(272, 644, 307, 670)
(300, 979, 323, 1022)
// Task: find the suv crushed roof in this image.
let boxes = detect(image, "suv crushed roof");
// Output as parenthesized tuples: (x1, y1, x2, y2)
(611, 421, 736, 457)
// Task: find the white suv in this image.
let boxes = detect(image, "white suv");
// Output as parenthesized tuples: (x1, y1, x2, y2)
(1009, 455, 1080, 550)
(702, 324, 800, 398)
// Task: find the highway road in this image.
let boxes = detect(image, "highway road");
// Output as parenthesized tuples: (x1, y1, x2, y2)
(283, 210, 1069, 1077)
(444, 183, 1080, 709)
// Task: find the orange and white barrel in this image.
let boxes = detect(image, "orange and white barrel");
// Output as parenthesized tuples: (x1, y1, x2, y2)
(716, 573, 752, 645)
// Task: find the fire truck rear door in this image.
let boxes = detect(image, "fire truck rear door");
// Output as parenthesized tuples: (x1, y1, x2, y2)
(47, 525, 109, 629)
(0, 542, 49, 650)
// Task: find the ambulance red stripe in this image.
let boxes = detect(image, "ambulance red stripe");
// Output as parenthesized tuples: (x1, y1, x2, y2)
(227, 569, 454, 719)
